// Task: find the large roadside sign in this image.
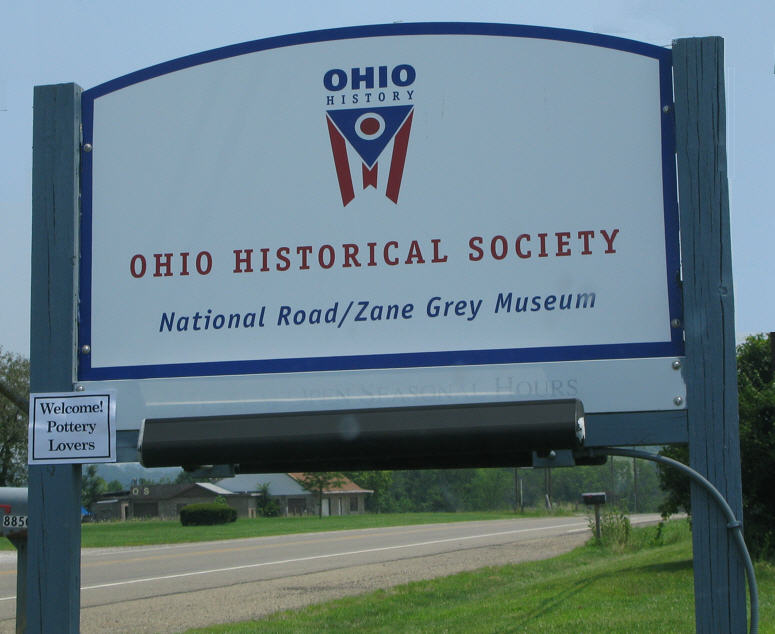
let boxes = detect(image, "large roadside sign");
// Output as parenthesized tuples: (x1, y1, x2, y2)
(30, 29, 745, 633)
(77, 23, 684, 431)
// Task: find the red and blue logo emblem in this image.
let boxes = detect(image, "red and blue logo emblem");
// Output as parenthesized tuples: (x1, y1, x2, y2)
(324, 65, 416, 206)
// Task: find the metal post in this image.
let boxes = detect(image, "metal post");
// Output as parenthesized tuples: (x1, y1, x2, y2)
(673, 38, 746, 633)
(28, 83, 83, 633)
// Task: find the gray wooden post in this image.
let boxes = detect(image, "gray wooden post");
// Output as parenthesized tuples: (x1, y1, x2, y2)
(673, 38, 746, 633)
(28, 83, 83, 633)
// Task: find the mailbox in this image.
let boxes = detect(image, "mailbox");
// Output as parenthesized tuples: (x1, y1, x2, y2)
(0, 488, 28, 537)
(582, 491, 606, 540)
(582, 492, 607, 506)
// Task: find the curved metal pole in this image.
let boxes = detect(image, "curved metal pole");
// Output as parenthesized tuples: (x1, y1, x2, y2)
(590, 447, 758, 634)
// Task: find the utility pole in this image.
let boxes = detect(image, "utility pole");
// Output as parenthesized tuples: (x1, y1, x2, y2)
(633, 457, 638, 513)
(514, 468, 524, 512)
(544, 467, 552, 511)
(609, 456, 615, 507)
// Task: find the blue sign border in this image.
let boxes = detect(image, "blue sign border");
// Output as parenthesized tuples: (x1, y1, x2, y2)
(79, 22, 683, 381)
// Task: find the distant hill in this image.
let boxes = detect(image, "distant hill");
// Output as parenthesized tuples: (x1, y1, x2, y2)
(95, 462, 182, 487)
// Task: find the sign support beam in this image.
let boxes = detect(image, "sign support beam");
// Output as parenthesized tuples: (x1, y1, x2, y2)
(673, 37, 746, 633)
(28, 83, 83, 633)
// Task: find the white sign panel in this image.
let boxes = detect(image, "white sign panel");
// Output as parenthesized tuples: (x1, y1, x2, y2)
(78, 24, 684, 427)
(28, 393, 116, 464)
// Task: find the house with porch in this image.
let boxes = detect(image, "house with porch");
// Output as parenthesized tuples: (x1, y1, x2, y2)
(216, 473, 372, 517)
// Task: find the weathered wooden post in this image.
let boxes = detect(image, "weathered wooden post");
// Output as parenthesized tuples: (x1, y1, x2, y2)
(673, 37, 747, 633)
(28, 83, 84, 633)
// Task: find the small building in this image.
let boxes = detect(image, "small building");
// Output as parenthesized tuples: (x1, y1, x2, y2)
(93, 482, 255, 521)
(216, 473, 372, 517)
(92, 474, 372, 521)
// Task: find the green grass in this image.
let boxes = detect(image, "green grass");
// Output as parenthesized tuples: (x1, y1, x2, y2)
(185, 521, 775, 633)
(0, 510, 566, 551)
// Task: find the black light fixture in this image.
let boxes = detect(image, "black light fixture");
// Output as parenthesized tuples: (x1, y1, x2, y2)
(140, 398, 585, 471)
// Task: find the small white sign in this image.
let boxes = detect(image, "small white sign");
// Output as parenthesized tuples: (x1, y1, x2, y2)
(28, 392, 116, 464)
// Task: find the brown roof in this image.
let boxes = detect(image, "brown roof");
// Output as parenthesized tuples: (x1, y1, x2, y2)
(288, 473, 373, 494)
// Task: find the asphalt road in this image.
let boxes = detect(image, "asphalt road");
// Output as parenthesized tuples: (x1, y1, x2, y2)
(0, 514, 662, 633)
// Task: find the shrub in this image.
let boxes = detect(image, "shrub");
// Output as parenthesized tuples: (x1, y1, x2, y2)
(180, 502, 237, 526)
(256, 482, 282, 517)
(259, 497, 281, 517)
(600, 508, 632, 548)
(589, 508, 632, 549)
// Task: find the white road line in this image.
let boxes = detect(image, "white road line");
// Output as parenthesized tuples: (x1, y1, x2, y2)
(0, 520, 588, 601)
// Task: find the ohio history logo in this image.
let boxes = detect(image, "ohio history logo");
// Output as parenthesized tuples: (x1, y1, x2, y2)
(323, 64, 416, 206)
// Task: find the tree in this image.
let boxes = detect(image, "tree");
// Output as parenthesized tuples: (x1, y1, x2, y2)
(105, 480, 124, 493)
(658, 334, 775, 560)
(81, 464, 106, 511)
(656, 444, 690, 517)
(464, 468, 514, 511)
(174, 470, 198, 484)
(386, 469, 474, 512)
(737, 334, 775, 559)
(255, 482, 281, 517)
(371, 465, 666, 515)
(343, 470, 393, 512)
(0, 347, 30, 486)
(295, 472, 345, 518)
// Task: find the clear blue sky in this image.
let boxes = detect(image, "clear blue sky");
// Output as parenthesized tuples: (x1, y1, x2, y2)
(1, 1, 773, 357)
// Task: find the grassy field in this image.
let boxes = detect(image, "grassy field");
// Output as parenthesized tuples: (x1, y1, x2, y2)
(186, 521, 775, 633)
(0, 510, 564, 550)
